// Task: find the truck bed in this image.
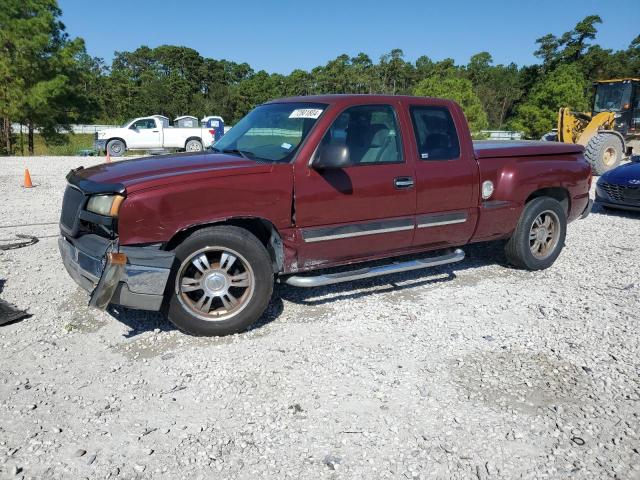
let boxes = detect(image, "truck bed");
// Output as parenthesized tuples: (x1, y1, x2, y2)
(473, 140, 584, 159)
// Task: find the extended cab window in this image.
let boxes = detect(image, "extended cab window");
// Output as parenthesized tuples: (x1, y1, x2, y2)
(131, 119, 157, 130)
(320, 105, 402, 165)
(410, 106, 460, 161)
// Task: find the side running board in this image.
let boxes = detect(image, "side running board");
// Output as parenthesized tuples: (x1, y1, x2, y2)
(282, 248, 465, 288)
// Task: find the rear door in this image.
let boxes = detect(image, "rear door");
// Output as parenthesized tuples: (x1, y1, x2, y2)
(407, 103, 479, 249)
(293, 102, 417, 268)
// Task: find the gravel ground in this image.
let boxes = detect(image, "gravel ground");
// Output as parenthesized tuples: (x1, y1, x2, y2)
(0, 156, 639, 480)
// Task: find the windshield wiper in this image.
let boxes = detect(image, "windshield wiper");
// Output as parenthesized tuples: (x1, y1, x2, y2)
(221, 148, 256, 159)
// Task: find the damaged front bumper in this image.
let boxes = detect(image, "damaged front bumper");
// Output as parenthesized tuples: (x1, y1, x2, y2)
(580, 198, 594, 219)
(59, 234, 174, 311)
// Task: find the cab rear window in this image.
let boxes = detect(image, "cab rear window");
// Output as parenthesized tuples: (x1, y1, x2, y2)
(410, 106, 460, 161)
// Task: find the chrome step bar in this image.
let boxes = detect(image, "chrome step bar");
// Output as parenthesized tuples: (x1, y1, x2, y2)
(282, 248, 465, 288)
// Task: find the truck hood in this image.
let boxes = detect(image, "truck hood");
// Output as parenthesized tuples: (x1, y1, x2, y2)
(72, 152, 273, 193)
(599, 160, 640, 184)
(97, 127, 122, 138)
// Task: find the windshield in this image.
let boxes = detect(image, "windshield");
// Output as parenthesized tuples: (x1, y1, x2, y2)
(212, 102, 327, 163)
(594, 83, 632, 113)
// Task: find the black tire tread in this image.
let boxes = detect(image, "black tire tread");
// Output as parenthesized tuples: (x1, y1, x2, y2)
(584, 133, 623, 175)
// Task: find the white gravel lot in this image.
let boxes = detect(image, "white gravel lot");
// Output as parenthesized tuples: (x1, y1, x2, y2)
(0, 156, 639, 480)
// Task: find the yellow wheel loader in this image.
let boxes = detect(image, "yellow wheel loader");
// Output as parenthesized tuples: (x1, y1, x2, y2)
(542, 79, 640, 175)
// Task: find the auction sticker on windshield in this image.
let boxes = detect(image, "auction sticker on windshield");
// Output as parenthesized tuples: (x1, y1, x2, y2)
(289, 108, 323, 119)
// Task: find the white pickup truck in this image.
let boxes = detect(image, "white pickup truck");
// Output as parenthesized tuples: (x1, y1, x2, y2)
(95, 115, 217, 157)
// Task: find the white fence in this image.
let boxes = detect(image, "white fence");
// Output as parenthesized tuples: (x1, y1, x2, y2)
(11, 124, 119, 134)
(11, 123, 233, 135)
(480, 130, 523, 140)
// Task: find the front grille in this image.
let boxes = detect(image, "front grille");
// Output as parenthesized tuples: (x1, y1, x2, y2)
(600, 182, 640, 205)
(60, 185, 85, 233)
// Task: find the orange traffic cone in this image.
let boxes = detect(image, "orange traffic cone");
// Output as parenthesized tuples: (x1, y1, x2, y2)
(105, 151, 111, 163)
(23, 169, 33, 188)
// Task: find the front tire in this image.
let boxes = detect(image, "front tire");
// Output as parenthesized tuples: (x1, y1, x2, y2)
(584, 133, 623, 175)
(166, 226, 274, 336)
(107, 139, 126, 157)
(504, 197, 567, 270)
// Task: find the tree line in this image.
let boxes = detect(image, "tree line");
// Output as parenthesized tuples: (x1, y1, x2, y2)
(1, 1, 639, 155)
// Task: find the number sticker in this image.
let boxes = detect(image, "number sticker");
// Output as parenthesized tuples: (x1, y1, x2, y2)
(289, 108, 323, 119)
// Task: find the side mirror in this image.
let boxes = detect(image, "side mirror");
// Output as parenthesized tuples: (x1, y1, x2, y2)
(313, 144, 351, 170)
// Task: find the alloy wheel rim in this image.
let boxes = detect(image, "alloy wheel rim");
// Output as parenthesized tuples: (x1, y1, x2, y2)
(176, 246, 255, 322)
(187, 142, 202, 152)
(529, 210, 560, 260)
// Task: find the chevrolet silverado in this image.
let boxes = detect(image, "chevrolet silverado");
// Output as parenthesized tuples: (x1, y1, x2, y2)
(59, 95, 592, 336)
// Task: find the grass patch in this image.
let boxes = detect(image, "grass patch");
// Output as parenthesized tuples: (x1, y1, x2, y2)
(13, 133, 96, 156)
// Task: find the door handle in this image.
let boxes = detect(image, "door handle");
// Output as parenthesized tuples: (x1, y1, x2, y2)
(394, 176, 414, 189)
(152, 130, 159, 132)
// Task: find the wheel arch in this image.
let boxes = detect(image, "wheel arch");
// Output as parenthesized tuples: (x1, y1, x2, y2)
(107, 137, 127, 148)
(184, 136, 203, 148)
(525, 187, 571, 215)
(165, 217, 284, 273)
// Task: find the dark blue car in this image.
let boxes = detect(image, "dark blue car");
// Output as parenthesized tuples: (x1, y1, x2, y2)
(596, 157, 640, 212)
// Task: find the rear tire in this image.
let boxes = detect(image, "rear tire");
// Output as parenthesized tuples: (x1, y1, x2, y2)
(185, 139, 203, 152)
(504, 197, 567, 270)
(166, 226, 274, 336)
(107, 139, 125, 157)
(584, 133, 623, 175)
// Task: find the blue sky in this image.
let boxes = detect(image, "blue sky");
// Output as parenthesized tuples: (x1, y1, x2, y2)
(59, 0, 639, 73)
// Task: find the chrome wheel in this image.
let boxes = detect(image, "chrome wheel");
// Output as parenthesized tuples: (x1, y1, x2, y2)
(108, 140, 124, 156)
(175, 246, 255, 322)
(529, 210, 560, 260)
(186, 140, 203, 152)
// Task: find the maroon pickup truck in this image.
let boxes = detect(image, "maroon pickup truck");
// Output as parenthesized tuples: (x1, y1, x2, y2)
(59, 95, 592, 336)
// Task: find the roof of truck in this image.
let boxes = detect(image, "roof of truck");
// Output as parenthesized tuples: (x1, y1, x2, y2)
(267, 94, 458, 106)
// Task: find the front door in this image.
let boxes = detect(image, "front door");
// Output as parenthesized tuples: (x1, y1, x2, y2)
(128, 118, 161, 149)
(407, 104, 478, 249)
(293, 103, 416, 269)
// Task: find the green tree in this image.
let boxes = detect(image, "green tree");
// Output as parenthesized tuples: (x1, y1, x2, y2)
(464, 53, 523, 129)
(534, 15, 603, 69)
(509, 64, 589, 138)
(414, 75, 488, 132)
(0, 0, 97, 154)
(378, 49, 414, 94)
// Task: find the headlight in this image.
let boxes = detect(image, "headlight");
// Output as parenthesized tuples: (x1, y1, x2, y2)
(86, 194, 125, 217)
